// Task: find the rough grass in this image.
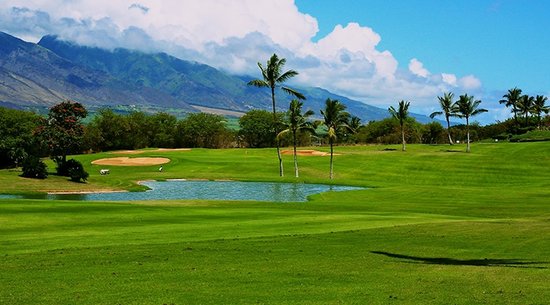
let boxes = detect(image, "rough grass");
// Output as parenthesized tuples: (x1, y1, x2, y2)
(0, 142, 549, 304)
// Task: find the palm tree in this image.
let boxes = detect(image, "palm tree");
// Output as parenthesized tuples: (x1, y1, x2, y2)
(531, 95, 549, 129)
(517, 95, 534, 127)
(388, 100, 410, 151)
(248, 54, 305, 177)
(349, 116, 362, 131)
(320, 99, 350, 179)
(277, 100, 316, 178)
(499, 87, 522, 124)
(454, 94, 488, 153)
(430, 92, 457, 145)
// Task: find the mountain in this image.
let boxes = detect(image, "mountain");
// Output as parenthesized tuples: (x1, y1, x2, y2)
(0, 32, 193, 110)
(38, 35, 265, 112)
(1, 32, 435, 123)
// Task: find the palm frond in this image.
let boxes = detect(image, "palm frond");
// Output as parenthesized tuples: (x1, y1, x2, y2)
(276, 129, 290, 140)
(429, 111, 443, 119)
(277, 70, 299, 83)
(388, 106, 399, 121)
(327, 126, 337, 140)
(281, 86, 306, 100)
(471, 109, 488, 116)
(247, 79, 269, 88)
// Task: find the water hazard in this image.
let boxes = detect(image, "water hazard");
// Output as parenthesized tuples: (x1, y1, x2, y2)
(0, 180, 364, 202)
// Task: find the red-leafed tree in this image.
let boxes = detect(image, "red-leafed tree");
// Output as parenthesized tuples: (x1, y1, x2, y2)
(36, 100, 88, 175)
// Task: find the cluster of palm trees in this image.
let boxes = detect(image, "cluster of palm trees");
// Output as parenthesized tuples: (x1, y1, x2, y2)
(391, 93, 487, 153)
(248, 54, 351, 179)
(249, 54, 549, 179)
(428, 93, 487, 152)
(499, 87, 549, 129)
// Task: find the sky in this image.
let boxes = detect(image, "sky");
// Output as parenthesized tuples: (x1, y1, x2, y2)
(1, 0, 549, 124)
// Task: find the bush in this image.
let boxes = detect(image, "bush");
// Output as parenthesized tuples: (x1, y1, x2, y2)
(21, 156, 48, 179)
(64, 159, 89, 182)
(509, 130, 550, 142)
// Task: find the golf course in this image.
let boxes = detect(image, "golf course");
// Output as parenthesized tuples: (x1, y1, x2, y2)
(0, 142, 549, 304)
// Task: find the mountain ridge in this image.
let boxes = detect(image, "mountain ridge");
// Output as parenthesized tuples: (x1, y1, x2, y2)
(1, 31, 436, 123)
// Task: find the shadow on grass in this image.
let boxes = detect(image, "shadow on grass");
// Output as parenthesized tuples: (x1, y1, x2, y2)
(370, 251, 547, 269)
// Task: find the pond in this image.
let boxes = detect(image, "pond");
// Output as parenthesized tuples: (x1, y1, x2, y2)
(0, 180, 364, 202)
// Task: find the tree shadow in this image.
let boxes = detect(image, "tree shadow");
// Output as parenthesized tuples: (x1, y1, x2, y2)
(370, 251, 547, 269)
(442, 149, 464, 153)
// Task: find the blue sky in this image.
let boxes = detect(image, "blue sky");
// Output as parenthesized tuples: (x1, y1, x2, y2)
(1, 0, 549, 124)
(296, 0, 550, 94)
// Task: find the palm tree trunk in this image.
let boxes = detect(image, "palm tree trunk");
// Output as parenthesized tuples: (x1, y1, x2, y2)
(401, 124, 406, 151)
(271, 87, 283, 177)
(446, 115, 453, 145)
(329, 139, 334, 180)
(466, 116, 471, 153)
(293, 131, 298, 178)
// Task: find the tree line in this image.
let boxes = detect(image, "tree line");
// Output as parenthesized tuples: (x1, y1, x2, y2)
(1, 54, 549, 180)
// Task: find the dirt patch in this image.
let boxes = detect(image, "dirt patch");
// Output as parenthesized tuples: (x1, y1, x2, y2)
(92, 157, 171, 166)
(110, 148, 191, 155)
(281, 149, 340, 156)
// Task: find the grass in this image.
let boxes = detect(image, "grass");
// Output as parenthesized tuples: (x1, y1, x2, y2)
(0, 142, 549, 304)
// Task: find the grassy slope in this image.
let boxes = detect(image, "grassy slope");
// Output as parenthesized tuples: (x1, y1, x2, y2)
(0, 143, 549, 304)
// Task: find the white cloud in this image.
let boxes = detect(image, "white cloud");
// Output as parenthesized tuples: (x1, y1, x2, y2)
(441, 73, 458, 86)
(0, 0, 486, 113)
(458, 75, 482, 90)
(408, 58, 430, 78)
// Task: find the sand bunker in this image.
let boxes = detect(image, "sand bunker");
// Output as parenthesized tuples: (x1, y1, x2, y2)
(110, 148, 191, 155)
(281, 149, 340, 156)
(92, 157, 171, 166)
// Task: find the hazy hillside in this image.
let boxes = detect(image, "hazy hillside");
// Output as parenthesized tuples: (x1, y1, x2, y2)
(38, 35, 266, 111)
(0, 32, 193, 110)
(1, 32, 436, 123)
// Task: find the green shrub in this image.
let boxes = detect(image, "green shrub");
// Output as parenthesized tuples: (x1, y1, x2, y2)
(509, 130, 550, 142)
(21, 155, 48, 179)
(55, 158, 71, 176)
(64, 159, 89, 182)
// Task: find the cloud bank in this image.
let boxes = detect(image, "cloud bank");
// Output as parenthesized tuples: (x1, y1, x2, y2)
(1, 0, 496, 121)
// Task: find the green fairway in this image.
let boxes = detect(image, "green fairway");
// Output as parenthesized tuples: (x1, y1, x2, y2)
(1, 143, 549, 304)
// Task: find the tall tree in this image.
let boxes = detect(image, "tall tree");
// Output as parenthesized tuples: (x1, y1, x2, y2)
(517, 95, 534, 127)
(454, 94, 488, 153)
(430, 92, 457, 145)
(36, 100, 87, 174)
(0, 107, 41, 168)
(531, 95, 549, 129)
(388, 100, 410, 151)
(177, 113, 233, 148)
(238, 110, 281, 148)
(277, 100, 316, 178)
(320, 98, 350, 179)
(499, 87, 522, 125)
(248, 53, 305, 177)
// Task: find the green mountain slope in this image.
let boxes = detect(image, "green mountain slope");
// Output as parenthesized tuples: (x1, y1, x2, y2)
(1, 32, 435, 123)
(0, 32, 193, 110)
